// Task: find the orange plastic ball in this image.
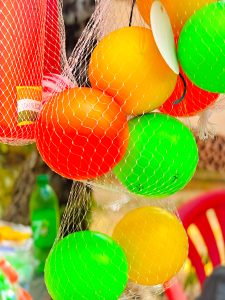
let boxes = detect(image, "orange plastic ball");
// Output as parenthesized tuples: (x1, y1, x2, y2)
(36, 87, 129, 180)
(112, 206, 188, 286)
(89, 27, 177, 116)
(136, 0, 216, 36)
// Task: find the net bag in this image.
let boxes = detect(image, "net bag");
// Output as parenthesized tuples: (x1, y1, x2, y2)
(46, 181, 187, 299)
(38, 0, 225, 299)
(3, 0, 225, 299)
(0, 0, 62, 145)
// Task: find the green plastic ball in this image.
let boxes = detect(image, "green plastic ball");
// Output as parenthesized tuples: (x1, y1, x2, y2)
(178, 1, 225, 93)
(113, 113, 198, 197)
(44, 231, 128, 300)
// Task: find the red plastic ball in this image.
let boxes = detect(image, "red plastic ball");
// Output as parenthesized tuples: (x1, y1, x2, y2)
(35, 87, 129, 180)
(159, 68, 218, 117)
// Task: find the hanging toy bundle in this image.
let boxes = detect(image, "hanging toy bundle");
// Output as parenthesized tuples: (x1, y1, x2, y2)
(1, 0, 224, 299)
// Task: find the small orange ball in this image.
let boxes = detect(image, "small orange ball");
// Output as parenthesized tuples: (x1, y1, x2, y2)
(89, 26, 177, 116)
(136, 0, 216, 36)
(112, 206, 188, 286)
(36, 87, 129, 180)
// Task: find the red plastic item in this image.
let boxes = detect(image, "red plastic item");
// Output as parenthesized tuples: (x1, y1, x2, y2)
(0, 258, 19, 284)
(159, 68, 218, 117)
(36, 87, 129, 180)
(165, 190, 225, 300)
(165, 278, 188, 300)
(0, 0, 61, 142)
(159, 37, 218, 117)
(0, 0, 46, 141)
(19, 288, 33, 300)
(43, 0, 61, 75)
(0, 258, 32, 299)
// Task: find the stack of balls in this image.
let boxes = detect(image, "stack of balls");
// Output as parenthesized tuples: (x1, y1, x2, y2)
(45, 207, 189, 300)
(37, 0, 225, 298)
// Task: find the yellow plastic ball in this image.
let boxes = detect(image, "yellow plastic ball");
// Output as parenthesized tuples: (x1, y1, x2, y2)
(136, 0, 216, 36)
(88, 27, 177, 116)
(112, 206, 188, 286)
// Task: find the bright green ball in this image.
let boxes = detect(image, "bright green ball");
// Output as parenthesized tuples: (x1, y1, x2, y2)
(113, 113, 198, 197)
(178, 1, 225, 93)
(44, 231, 128, 300)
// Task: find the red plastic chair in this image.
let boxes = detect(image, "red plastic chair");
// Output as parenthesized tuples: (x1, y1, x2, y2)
(165, 190, 225, 300)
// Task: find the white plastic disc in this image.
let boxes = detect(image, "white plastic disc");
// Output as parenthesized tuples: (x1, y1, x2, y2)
(150, 1, 179, 74)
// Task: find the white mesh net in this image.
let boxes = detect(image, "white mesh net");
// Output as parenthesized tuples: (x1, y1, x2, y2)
(53, 181, 183, 299)
(0, 0, 64, 145)
(1, 0, 225, 299)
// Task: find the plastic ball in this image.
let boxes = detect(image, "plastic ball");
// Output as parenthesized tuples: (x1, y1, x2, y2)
(160, 68, 218, 117)
(136, 0, 216, 36)
(178, 1, 225, 93)
(36, 87, 129, 180)
(112, 206, 188, 286)
(88, 26, 177, 116)
(113, 113, 198, 197)
(45, 231, 128, 300)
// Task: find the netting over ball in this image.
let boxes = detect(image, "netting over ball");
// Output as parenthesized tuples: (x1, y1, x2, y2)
(35, 0, 205, 197)
(51, 182, 188, 299)
(2, 0, 225, 299)
(37, 1, 225, 298)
